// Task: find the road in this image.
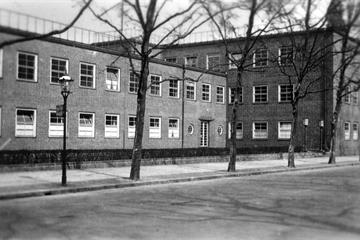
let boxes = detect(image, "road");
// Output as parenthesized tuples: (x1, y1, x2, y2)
(0, 166, 360, 240)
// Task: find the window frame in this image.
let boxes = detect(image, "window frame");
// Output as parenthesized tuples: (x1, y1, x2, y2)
(79, 62, 96, 89)
(149, 74, 162, 96)
(168, 118, 180, 139)
(216, 86, 225, 104)
(353, 123, 358, 140)
(78, 112, 95, 138)
(201, 83, 211, 102)
(129, 71, 139, 94)
(278, 46, 293, 66)
(128, 116, 137, 138)
(149, 117, 161, 139)
(228, 122, 243, 139)
(105, 67, 121, 92)
(344, 87, 351, 103)
(104, 114, 120, 138)
(253, 85, 268, 103)
(185, 81, 196, 101)
(17, 51, 38, 82)
(184, 56, 197, 68)
(278, 121, 292, 139)
(252, 121, 268, 139)
(15, 108, 36, 137)
(344, 122, 351, 140)
(253, 48, 268, 67)
(50, 57, 69, 84)
(168, 79, 179, 98)
(206, 53, 220, 71)
(48, 110, 66, 137)
(228, 52, 242, 69)
(278, 84, 294, 103)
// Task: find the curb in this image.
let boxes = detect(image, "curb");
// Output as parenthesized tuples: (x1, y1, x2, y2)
(1, 161, 359, 201)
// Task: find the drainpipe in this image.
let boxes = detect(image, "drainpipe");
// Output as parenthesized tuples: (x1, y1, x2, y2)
(181, 64, 185, 149)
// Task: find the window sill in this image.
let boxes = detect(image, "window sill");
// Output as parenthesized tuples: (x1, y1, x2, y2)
(79, 86, 96, 90)
(17, 79, 37, 83)
(252, 102, 268, 104)
(105, 89, 120, 93)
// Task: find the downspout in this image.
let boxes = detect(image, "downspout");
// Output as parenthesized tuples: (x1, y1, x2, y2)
(181, 64, 185, 148)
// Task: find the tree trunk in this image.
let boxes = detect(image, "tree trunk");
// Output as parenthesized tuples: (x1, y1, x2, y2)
(288, 105, 298, 168)
(228, 102, 237, 172)
(329, 97, 342, 164)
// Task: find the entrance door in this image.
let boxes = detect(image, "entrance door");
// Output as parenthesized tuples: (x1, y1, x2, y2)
(200, 121, 209, 147)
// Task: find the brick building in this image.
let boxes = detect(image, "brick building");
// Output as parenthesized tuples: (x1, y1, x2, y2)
(0, 27, 227, 151)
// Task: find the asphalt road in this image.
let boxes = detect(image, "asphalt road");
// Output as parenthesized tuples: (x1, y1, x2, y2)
(0, 166, 359, 240)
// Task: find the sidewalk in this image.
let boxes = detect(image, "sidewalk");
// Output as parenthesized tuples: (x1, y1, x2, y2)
(0, 155, 359, 200)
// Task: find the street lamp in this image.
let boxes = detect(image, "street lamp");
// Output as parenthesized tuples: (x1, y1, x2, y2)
(59, 75, 74, 186)
(319, 120, 324, 152)
(303, 118, 309, 152)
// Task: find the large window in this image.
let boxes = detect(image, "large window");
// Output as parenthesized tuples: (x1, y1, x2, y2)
(150, 74, 162, 96)
(228, 122, 243, 139)
(353, 123, 358, 140)
(201, 83, 211, 102)
(344, 122, 350, 140)
(169, 80, 179, 98)
(78, 113, 95, 138)
(216, 86, 224, 103)
(253, 49, 268, 67)
(129, 72, 139, 93)
(207, 54, 220, 71)
(279, 84, 293, 102)
(16, 109, 36, 137)
(185, 56, 197, 67)
(253, 86, 268, 103)
(105, 114, 119, 138)
(149, 117, 161, 138)
(49, 111, 65, 137)
(253, 122, 268, 139)
(229, 87, 243, 104)
(128, 116, 136, 138)
(17, 52, 38, 81)
(279, 46, 293, 65)
(79, 63, 95, 88)
(278, 122, 292, 139)
(50, 57, 68, 84)
(186, 81, 196, 100)
(168, 118, 179, 138)
(106, 67, 120, 91)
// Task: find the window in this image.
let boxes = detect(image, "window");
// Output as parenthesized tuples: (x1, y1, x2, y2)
(353, 88, 358, 104)
(185, 56, 197, 67)
(78, 113, 95, 138)
(229, 87, 243, 104)
(279, 46, 293, 65)
(149, 117, 161, 138)
(128, 116, 136, 138)
(253, 48, 268, 67)
(164, 57, 177, 63)
(344, 122, 350, 140)
(228, 122, 243, 139)
(278, 122, 292, 139)
(353, 123, 358, 140)
(50, 57, 68, 84)
(106, 67, 120, 91)
(129, 72, 139, 93)
(17, 52, 37, 81)
(216, 86, 224, 103)
(279, 85, 293, 102)
(229, 52, 242, 69)
(49, 111, 65, 137)
(344, 87, 351, 103)
(168, 118, 179, 138)
(186, 81, 196, 100)
(217, 126, 224, 136)
(187, 124, 194, 135)
(0, 48, 3, 78)
(169, 80, 179, 98)
(253, 86, 268, 103)
(202, 83, 211, 102)
(105, 114, 119, 138)
(150, 74, 162, 96)
(16, 109, 36, 137)
(207, 54, 220, 71)
(79, 63, 95, 88)
(253, 122, 268, 139)
(200, 121, 209, 147)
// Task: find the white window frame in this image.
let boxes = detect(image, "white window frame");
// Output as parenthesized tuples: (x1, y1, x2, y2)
(278, 84, 294, 102)
(168, 118, 179, 138)
(149, 117, 161, 138)
(50, 57, 69, 84)
(253, 48, 268, 67)
(129, 71, 139, 94)
(252, 121, 268, 139)
(206, 54, 220, 71)
(79, 62, 96, 88)
(105, 114, 120, 138)
(253, 85, 268, 103)
(49, 110, 66, 137)
(169, 79, 179, 98)
(0, 48, 3, 78)
(78, 112, 95, 138)
(344, 122, 351, 140)
(105, 67, 120, 92)
(353, 123, 358, 140)
(278, 46, 293, 66)
(15, 108, 36, 137)
(216, 86, 225, 104)
(128, 116, 136, 138)
(186, 81, 196, 101)
(149, 74, 162, 96)
(201, 83, 211, 102)
(278, 121, 292, 139)
(228, 52, 242, 69)
(229, 87, 243, 104)
(17, 52, 38, 82)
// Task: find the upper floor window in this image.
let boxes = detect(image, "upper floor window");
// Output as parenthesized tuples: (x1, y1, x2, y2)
(344, 87, 351, 103)
(164, 57, 177, 63)
(105, 114, 119, 138)
(253, 85, 268, 103)
(253, 121, 268, 139)
(186, 81, 196, 100)
(216, 86, 224, 103)
(129, 72, 139, 94)
(149, 117, 161, 138)
(78, 112, 95, 138)
(106, 67, 120, 91)
(229, 87, 243, 104)
(207, 54, 220, 72)
(344, 122, 350, 140)
(150, 74, 162, 96)
(279, 84, 293, 102)
(353, 123, 358, 140)
(50, 57, 68, 84)
(279, 46, 293, 66)
(278, 121, 292, 139)
(169, 79, 179, 98)
(185, 56, 197, 68)
(202, 83, 211, 102)
(352, 88, 358, 104)
(228, 52, 242, 69)
(16, 108, 36, 137)
(17, 52, 38, 81)
(79, 62, 95, 88)
(253, 48, 268, 67)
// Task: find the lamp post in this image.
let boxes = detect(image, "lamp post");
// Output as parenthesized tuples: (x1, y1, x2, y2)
(319, 120, 324, 152)
(59, 75, 73, 186)
(303, 118, 309, 152)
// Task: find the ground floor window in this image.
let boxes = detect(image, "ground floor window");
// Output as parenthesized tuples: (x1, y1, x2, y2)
(16, 108, 36, 137)
(278, 121, 291, 139)
(128, 116, 136, 138)
(150, 117, 161, 138)
(353, 123, 358, 140)
(105, 114, 119, 138)
(253, 121, 268, 139)
(200, 121, 209, 147)
(78, 112, 95, 138)
(49, 110, 64, 137)
(168, 118, 179, 138)
(228, 122, 243, 139)
(344, 122, 350, 140)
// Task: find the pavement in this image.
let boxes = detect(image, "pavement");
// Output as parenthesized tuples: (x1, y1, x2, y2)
(0, 155, 359, 200)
